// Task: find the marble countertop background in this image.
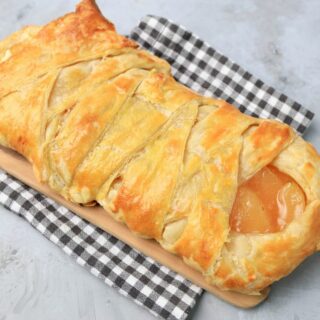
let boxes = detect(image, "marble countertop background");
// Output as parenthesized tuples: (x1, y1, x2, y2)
(0, 0, 319, 319)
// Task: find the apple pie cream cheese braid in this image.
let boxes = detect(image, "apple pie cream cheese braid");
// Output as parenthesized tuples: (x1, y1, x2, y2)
(0, 0, 319, 294)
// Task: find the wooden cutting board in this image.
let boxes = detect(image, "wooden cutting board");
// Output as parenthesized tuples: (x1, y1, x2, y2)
(0, 145, 270, 308)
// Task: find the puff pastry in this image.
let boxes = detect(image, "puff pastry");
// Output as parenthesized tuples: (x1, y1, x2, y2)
(0, 0, 319, 294)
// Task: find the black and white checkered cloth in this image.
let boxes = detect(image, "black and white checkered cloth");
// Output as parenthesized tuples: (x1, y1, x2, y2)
(130, 16, 314, 134)
(0, 16, 314, 320)
(0, 172, 201, 320)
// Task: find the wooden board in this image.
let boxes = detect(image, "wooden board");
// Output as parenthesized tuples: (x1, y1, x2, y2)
(0, 145, 270, 308)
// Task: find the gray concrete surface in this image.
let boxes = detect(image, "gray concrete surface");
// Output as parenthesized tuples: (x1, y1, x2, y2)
(0, 0, 320, 319)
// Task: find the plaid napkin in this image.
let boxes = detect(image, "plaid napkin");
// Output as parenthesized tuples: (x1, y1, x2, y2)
(130, 16, 313, 134)
(0, 16, 314, 320)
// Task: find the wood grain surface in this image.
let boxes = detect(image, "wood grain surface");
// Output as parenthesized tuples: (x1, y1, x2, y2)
(0, 145, 270, 308)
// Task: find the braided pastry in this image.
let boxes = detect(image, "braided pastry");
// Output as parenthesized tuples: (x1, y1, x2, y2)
(0, 0, 319, 294)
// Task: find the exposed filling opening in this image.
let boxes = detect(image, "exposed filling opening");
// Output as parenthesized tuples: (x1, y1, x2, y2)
(230, 165, 306, 234)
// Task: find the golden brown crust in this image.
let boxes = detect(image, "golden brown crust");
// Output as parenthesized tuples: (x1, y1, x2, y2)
(0, 0, 319, 294)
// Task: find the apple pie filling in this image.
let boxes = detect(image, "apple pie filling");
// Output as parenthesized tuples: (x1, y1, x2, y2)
(230, 166, 305, 234)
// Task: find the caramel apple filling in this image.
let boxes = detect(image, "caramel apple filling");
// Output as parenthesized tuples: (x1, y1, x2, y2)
(230, 166, 306, 234)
